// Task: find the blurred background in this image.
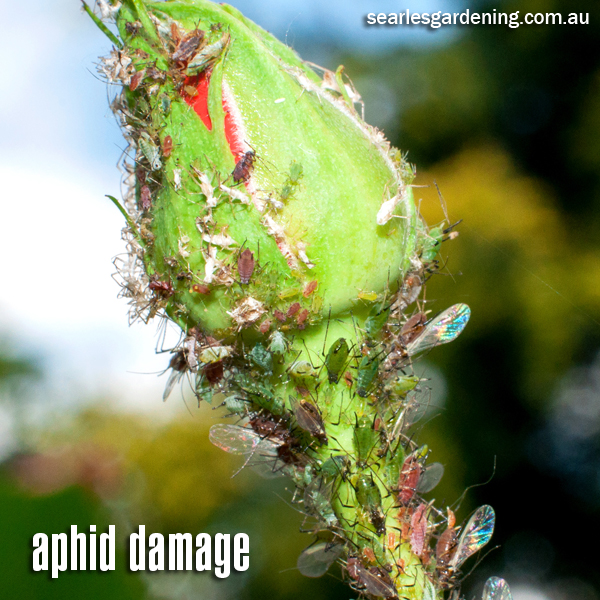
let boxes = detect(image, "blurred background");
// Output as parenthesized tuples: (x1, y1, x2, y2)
(1, 0, 599, 598)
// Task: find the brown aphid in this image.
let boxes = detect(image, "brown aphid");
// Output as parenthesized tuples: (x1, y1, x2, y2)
(287, 302, 301, 317)
(204, 360, 223, 385)
(140, 185, 152, 211)
(273, 310, 286, 322)
(400, 312, 427, 346)
(237, 248, 255, 284)
(149, 277, 174, 298)
(410, 503, 429, 557)
(343, 371, 353, 387)
(347, 558, 398, 600)
(303, 280, 318, 298)
(295, 386, 310, 397)
(397, 456, 422, 505)
(435, 508, 458, 571)
(362, 546, 376, 563)
(294, 399, 328, 444)
(232, 150, 256, 183)
(136, 167, 147, 184)
(171, 28, 205, 65)
(297, 308, 309, 329)
(170, 22, 181, 44)
(129, 69, 146, 91)
(259, 319, 272, 334)
(176, 271, 193, 281)
(191, 283, 211, 295)
(162, 135, 173, 159)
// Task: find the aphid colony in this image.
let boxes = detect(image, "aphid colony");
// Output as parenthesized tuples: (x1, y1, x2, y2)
(90, 4, 504, 598)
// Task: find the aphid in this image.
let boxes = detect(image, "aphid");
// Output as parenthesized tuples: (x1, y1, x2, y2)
(232, 150, 256, 183)
(191, 283, 211, 294)
(357, 354, 380, 397)
(248, 343, 273, 375)
(129, 68, 145, 91)
(198, 345, 233, 363)
(384, 375, 419, 397)
(297, 542, 343, 578)
(149, 277, 174, 298)
(259, 319, 272, 334)
(221, 394, 250, 414)
(278, 287, 301, 300)
(347, 558, 398, 599)
(482, 577, 513, 600)
(287, 302, 301, 317)
(405, 304, 471, 357)
(294, 399, 327, 444)
(273, 310, 286, 322)
(320, 455, 350, 479)
(362, 546, 376, 563)
(237, 248, 255, 284)
(303, 280, 318, 297)
(397, 454, 423, 505)
(163, 350, 188, 401)
(288, 360, 317, 379)
(416, 462, 444, 494)
(410, 502, 429, 557)
(304, 478, 338, 527)
(448, 505, 495, 570)
(171, 28, 205, 65)
(138, 132, 162, 171)
(358, 290, 378, 302)
(382, 440, 405, 491)
(400, 312, 427, 346)
(204, 360, 223, 385)
(162, 134, 173, 159)
(394, 273, 422, 312)
(297, 308, 309, 329)
(354, 472, 386, 536)
(268, 330, 288, 355)
(140, 185, 152, 211)
(435, 509, 457, 574)
(353, 415, 378, 468)
(325, 338, 350, 384)
(365, 305, 390, 337)
(289, 161, 303, 184)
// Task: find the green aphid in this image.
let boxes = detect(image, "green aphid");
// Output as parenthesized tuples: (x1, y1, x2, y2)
(353, 415, 378, 468)
(421, 226, 443, 262)
(325, 337, 350, 384)
(364, 305, 390, 337)
(354, 472, 386, 536)
(280, 183, 294, 201)
(289, 360, 317, 379)
(268, 331, 288, 355)
(139, 132, 162, 171)
(357, 354, 379, 397)
(223, 394, 250, 414)
(320, 455, 351, 479)
(249, 343, 273, 375)
(383, 441, 406, 490)
(160, 93, 171, 113)
(384, 375, 419, 396)
(289, 161, 303, 184)
(235, 375, 285, 415)
(304, 478, 338, 527)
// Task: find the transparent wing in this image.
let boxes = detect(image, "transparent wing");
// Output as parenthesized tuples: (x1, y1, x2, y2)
(209, 424, 286, 478)
(163, 370, 184, 402)
(423, 580, 437, 600)
(297, 542, 343, 578)
(482, 577, 513, 600)
(406, 304, 471, 356)
(450, 504, 495, 568)
(416, 462, 444, 493)
(209, 424, 263, 454)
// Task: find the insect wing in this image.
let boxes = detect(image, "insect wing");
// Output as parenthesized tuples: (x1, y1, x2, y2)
(423, 580, 437, 600)
(482, 577, 513, 600)
(406, 304, 471, 356)
(209, 424, 262, 455)
(416, 462, 444, 493)
(450, 504, 495, 569)
(297, 542, 343, 578)
(163, 369, 184, 402)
